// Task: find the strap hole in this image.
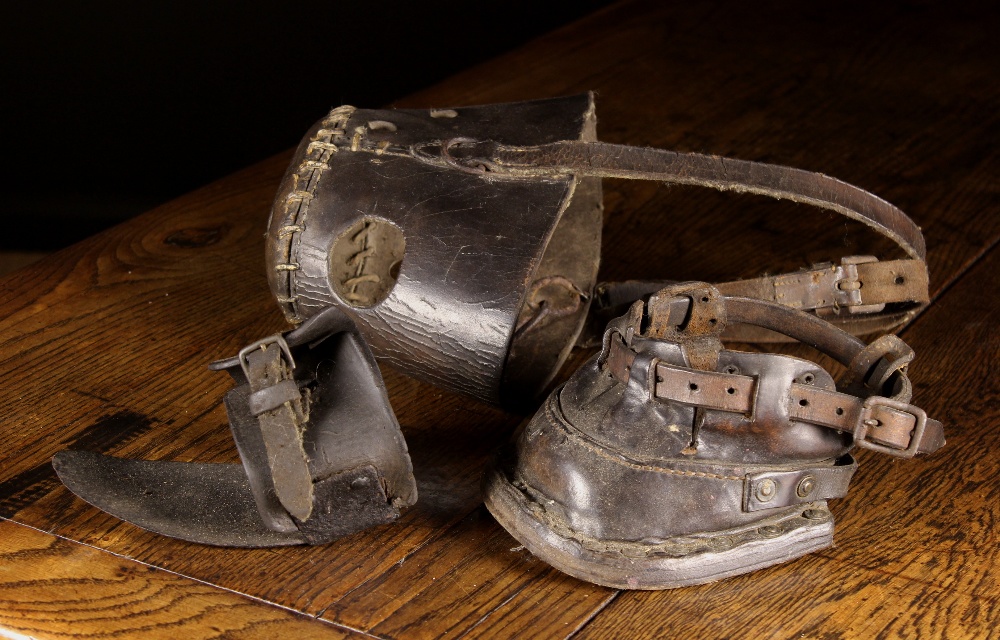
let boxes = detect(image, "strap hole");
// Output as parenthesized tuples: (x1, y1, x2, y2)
(836, 407, 844, 415)
(894, 276, 905, 285)
(799, 398, 809, 407)
(803, 373, 814, 383)
(689, 383, 699, 391)
(701, 296, 710, 303)
(725, 365, 739, 374)
(709, 318, 717, 325)
(727, 387, 736, 395)
(656, 375, 664, 383)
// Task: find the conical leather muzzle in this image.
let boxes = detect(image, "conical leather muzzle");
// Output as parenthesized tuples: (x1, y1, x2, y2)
(266, 95, 932, 408)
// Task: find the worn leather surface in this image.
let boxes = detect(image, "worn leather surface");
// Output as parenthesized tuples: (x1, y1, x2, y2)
(446, 136, 931, 341)
(266, 94, 931, 405)
(267, 95, 601, 405)
(218, 308, 418, 545)
(54, 308, 417, 547)
(52, 451, 307, 547)
(498, 287, 943, 544)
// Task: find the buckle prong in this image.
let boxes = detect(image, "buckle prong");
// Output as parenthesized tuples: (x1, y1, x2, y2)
(238, 334, 296, 380)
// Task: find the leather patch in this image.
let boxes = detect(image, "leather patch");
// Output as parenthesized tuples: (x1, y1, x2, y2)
(329, 218, 405, 308)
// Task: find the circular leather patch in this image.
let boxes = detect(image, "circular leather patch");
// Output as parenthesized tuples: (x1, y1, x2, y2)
(329, 218, 404, 308)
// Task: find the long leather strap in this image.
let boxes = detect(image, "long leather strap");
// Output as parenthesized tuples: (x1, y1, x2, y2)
(445, 139, 926, 261)
(435, 138, 931, 337)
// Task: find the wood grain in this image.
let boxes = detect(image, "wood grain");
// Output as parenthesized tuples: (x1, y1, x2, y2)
(0, 0, 997, 638)
(0, 521, 357, 639)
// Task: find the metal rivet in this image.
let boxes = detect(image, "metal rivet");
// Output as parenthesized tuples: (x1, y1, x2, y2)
(802, 509, 825, 520)
(758, 525, 782, 538)
(755, 478, 777, 502)
(796, 475, 816, 498)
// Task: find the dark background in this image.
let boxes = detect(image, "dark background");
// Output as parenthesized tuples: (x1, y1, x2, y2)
(0, 1, 606, 252)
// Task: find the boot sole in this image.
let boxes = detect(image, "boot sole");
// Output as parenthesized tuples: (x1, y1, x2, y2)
(483, 452, 835, 590)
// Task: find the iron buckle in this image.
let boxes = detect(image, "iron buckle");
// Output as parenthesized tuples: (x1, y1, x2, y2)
(238, 334, 296, 380)
(855, 396, 927, 459)
(836, 255, 886, 314)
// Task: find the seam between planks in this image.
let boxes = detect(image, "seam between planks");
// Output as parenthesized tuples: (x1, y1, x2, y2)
(566, 589, 623, 639)
(0, 517, 386, 640)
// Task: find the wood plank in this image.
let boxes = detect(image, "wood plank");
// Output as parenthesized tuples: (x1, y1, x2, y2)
(0, 520, 358, 640)
(573, 232, 1000, 639)
(320, 506, 614, 638)
(573, 552, 993, 639)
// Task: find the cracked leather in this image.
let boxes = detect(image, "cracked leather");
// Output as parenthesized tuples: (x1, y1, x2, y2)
(267, 94, 931, 407)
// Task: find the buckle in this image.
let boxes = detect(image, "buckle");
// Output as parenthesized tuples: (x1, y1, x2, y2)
(855, 396, 927, 458)
(238, 334, 296, 380)
(835, 255, 886, 314)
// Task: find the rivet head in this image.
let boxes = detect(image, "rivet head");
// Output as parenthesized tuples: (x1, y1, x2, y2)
(756, 478, 777, 502)
(758, 525, 782, 538)
(796, 475, 816, 498)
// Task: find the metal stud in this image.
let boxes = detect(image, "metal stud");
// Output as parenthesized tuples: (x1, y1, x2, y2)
(796, 475, 816, 498)
(755, 478, 777, 502)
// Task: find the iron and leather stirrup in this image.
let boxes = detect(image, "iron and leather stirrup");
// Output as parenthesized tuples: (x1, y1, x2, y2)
(483, 282, 944, 590)
(267, 94, 931, 407)
(53, 307, 417, 547)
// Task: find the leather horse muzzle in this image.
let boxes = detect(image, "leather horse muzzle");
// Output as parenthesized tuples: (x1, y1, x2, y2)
(267, 93, 930, 407)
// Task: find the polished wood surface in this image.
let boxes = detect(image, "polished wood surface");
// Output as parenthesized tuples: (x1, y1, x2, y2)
(2, 1, 997, 637)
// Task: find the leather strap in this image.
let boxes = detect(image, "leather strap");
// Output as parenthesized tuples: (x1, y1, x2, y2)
(207, 305, 382, 526)
(433, 138, 930, 336)
(651, 361, 944, 457)
(603, 290, 945, 459)
(743, 458, 857, 512)
(240, 336, 314, 521)
(446, 139, 926, 261)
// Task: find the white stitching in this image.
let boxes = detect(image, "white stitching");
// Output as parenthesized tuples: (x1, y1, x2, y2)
(274, 105, 357, 319)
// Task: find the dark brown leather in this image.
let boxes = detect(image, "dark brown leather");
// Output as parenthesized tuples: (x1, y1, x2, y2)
(54, 307, 418, 547)
(440, 137, 931, 341)
(485, 283, 943, 586)
(267, 95, 603, 406)
(447, 139, 926, 260)
(266, 94, 932, 406)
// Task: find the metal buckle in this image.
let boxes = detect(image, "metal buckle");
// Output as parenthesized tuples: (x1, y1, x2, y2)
(238, 334, 296, 380)
(836, 255, 886, 314)
(855, 396, 927, 458)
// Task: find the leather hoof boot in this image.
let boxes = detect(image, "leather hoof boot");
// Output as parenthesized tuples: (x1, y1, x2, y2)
(54, 307, 417, 547)
(484, 283, 945, 589)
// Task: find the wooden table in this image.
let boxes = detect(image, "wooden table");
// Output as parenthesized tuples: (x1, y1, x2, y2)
(2, 1, 997, 637)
